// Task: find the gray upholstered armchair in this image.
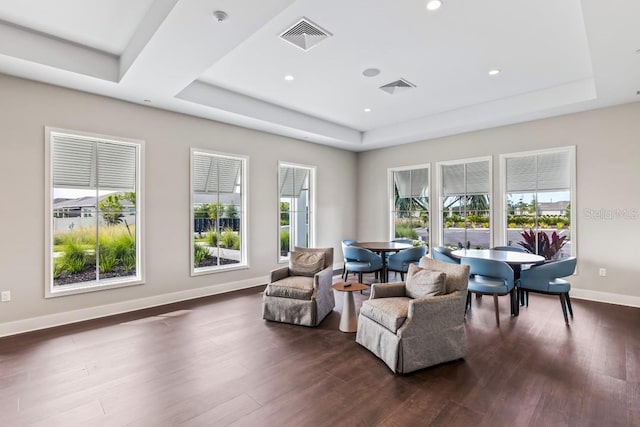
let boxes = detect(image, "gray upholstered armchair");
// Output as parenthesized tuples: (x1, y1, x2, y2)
(355, 257, 470, 374)
(262, 247, 334, 327)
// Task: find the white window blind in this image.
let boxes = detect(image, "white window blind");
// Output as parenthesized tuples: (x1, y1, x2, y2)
(192, 153, 242, 194)
(506, 151, 570, 192)
(442, 160, 490, 196)
(279, 166, 309, 197)
(394, 168, 428, 198)
(52, 134, 136, 190)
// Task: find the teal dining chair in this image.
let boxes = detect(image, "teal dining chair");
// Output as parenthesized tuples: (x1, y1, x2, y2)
(386, 245, 427, 281)
(492, 246, 526, 252)
(461, 257, 516, 326)
(391, 238, 413, 244)
(341, 239, 357, 280)
(516, 257, 577, 325)
(432, 246, 460, 264)
(384, 239, 414, 263)
(343, 246, 383, 284)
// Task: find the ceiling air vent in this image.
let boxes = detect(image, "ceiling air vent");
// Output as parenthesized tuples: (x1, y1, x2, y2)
(280, 18, 332, 51)
(380, 78, 416, 95)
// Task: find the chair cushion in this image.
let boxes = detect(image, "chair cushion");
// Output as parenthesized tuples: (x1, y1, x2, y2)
(266, 275, 314, 300)
(289, 251, 325, 277)
(360, 297, 411, 333)
(468, 276, 509, 294)
(405, 264, 446, 299)
(548, 278, 571, 293)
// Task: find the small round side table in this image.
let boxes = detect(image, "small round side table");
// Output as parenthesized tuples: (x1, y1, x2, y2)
(332, 281, 368, 332)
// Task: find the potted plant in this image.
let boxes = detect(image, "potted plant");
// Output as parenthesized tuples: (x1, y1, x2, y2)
(518, 229, 567, 260)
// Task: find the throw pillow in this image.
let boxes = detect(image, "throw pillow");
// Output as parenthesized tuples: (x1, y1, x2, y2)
(294, 246, 333, 268)
(405, 263, 446, 298)
(289, 251, 326, 277)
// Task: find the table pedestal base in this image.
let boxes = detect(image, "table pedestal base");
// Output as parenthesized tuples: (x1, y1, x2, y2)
(339, 291, 358, 332)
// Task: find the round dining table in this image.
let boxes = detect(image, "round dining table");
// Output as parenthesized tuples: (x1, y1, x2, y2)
(450, 249, 545, 269)
(352, 241, 412, 282)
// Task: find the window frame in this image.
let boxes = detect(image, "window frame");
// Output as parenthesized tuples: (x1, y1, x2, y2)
(190, 148, 249, 276)
(45, 127, 145, 298)
(499, 146, 576, 257)
(436, 156, 493, 249)
(388, 163, 431, 247)
(277, 161, 316, 263)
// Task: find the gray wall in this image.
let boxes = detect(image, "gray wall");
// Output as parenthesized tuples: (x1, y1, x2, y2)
(0, 74, 357, 326)
(1, 71, 637, 330)
(356, 102, 640, 301)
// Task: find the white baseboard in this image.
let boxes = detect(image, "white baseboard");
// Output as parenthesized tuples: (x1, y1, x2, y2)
(570, 287, 640, 308)
(0, 276, 269, 338)
(3, 279, 635, 338)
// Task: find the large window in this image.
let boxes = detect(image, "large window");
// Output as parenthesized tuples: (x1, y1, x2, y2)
(439, 158, 491, 249)
(502, 147, 575, 260)
(279, 162, 315, 261)
(191, 149, 247, 274)
(46, 128, 143, 297)
(389, 166, 429, 244)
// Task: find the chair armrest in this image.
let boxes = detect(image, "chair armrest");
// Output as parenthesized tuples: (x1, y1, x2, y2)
(314, 266, 333, 290)
(270, 266, 290, 283)
(398, 290, 466, 337)
(370, 282, 406, 299)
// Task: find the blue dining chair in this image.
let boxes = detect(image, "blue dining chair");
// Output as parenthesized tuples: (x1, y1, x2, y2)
(384, 238, 414, 263)
(386, 245, 427, 281)
(516, 257, 577, 325)
(492, 245, 526, 252)
(432, 246, 460, 264)
(461, 257, 515, 326)
(343, 246, 383, 284)
(492, 245, 539, 303)
(341, 239, 357, 280)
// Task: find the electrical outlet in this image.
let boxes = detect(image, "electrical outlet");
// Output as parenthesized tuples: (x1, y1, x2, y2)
(1, 291, 10, 302)
(599, 268, 607, 277)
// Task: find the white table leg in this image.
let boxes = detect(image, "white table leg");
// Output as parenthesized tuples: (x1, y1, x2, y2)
(339, 291, 358, 332)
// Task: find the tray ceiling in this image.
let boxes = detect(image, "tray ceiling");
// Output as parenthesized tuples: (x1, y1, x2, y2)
(0, 0, 638, 151)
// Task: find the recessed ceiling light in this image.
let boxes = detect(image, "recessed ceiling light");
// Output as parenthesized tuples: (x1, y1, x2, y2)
(488, 69, 501, 76)
(426, 0, 443, 11)
(362, 68, 381, 77)
(284, 75, 295, 81)
(213, 11, 228, 23)
(364, 108, 372, 112)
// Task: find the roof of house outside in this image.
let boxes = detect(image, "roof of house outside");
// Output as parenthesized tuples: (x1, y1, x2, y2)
(53, 193, 241, 210)
(52, 193, 134, 209)
(537, 201, 570, 212)
(193, 193, 241, 206)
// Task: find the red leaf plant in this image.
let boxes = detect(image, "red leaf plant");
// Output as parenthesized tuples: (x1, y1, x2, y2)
(518, 229, 567, 260)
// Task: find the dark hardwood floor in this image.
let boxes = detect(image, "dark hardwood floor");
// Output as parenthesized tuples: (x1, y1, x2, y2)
(1, 273, 639, 426)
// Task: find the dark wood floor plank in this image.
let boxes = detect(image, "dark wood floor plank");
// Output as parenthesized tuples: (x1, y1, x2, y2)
(178, 393, 261, 427)
(590, 326, 628, 381)
(377, 376, 458, 426)
(0, 278, 638, 426)
(627, 342, 640, 383)
(27, 399, 105, 427)
(429, 400, 484, 427)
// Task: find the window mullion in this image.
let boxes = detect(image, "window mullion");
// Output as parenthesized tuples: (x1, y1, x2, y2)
(94, 142, 100, 282)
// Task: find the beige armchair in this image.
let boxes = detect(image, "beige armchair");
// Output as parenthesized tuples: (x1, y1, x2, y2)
(355, 257, 470, 374)
(262, 247, 334, 327)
